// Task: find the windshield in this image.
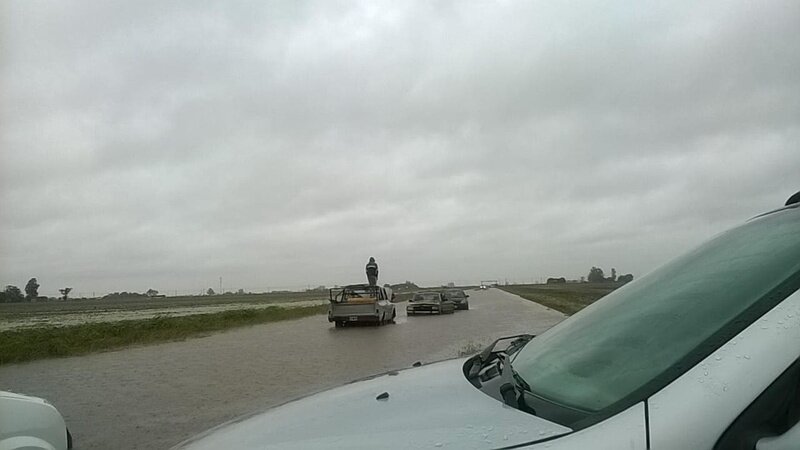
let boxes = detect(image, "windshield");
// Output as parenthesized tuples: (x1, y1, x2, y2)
(413, 293, 441, 302)
(445, 291, 464, 298)
(344, 288, 377, 298)
(513, 207, 800, 414)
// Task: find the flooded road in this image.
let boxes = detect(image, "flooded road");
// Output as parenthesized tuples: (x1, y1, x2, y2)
(0, 288, 565, 449)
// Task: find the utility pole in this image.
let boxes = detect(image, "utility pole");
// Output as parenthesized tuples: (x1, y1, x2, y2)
(219, 277, 223, 294)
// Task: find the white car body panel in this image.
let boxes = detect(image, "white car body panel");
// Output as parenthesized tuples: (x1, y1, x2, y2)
(0, 391, 68, 450)
(529, 402, 646, 450)
(649, 288, 800, 449)
(175, 358, 572, 450)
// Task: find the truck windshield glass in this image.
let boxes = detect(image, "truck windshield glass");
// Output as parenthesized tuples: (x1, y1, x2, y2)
(414, 293, 440, 302)
(513, 207, 800, 414)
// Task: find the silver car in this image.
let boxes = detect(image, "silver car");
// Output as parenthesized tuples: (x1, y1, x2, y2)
(406, 291, 455, 315)
(443, 289, 470, 310)
(178, 194, 800, 449)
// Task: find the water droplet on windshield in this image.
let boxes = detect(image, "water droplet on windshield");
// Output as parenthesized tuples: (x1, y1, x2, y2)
(744, 355, 751, 360)
(704, 371, 708, 376)
(723, 386, 728, 392)
(538, 431, 546, 436)
(504, 435, 509, 441)
(435, 443, 443, 448)
(715, 356, 722, 361)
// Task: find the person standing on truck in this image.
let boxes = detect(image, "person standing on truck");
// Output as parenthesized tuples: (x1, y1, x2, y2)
(366, 257, 379, 286)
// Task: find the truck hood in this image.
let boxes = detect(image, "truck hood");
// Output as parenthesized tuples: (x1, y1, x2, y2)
(175, 358, 571, 450)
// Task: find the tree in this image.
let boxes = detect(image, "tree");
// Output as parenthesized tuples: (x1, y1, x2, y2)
(25, 278, 40, 301)
(146, 289, 159, 297)
(610, 268, 617, 282)
(59, 287, 72, 301)
(206, 288, 216, 296)
(588, 267, 605, 283)
(5, 285, 25, 302)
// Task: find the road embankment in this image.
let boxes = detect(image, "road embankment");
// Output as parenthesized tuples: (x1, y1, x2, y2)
(499, 282, 623, 315)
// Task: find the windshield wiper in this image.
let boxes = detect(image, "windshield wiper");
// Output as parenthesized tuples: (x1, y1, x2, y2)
(465, 334, 535, 403)
(463, 334, 540, 416)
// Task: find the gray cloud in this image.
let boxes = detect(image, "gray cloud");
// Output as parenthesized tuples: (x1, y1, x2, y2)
(1, 0, 798, 296)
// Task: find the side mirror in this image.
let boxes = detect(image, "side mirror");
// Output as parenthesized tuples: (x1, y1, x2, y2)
(465, 295, 470, 298)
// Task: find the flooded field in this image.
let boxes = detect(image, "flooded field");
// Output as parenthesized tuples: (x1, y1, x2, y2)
(0, 288, 566, 450)
(0, 292, 328, 331)
(0, 300, 327, 331)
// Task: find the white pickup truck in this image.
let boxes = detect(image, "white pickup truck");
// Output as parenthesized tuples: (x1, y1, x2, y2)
(327, 284, 396, 327)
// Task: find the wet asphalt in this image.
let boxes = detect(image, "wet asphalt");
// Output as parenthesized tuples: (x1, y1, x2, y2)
(0, 288, 565, 449)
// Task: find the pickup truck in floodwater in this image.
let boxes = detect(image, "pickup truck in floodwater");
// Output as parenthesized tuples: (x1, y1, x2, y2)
(328, 284, 396, 327)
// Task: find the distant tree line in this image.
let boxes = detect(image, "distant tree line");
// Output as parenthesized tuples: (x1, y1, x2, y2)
(0, 277, 74, 303)
(587, 267, 633, 284)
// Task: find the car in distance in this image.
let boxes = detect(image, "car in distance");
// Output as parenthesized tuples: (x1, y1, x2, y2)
(406, 291, 455, 315)
(442, 289, 469, 310)
(0, 390, 72, 450)
(176, 193, 800, 449)
(327, 284, 396, 327)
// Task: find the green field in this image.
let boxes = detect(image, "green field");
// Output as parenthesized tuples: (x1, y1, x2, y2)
(0, 304, 327, 365)
(499, 282, 624, 315)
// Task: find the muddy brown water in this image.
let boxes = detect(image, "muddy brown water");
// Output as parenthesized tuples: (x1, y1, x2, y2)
(0, 289, 565, 449)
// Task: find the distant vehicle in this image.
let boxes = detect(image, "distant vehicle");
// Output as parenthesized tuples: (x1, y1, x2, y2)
(0, 390, 72, 450)
(177, 195, 800, 449)
(328, 284, 395, 327)
(406, 291, 455, 315)
(442, 289, 469, 310)
(479, 284, 487, 290)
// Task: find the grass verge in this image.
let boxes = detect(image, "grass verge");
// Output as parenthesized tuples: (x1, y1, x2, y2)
(0, 304, 327, 365)
(499, 283, 623, 315)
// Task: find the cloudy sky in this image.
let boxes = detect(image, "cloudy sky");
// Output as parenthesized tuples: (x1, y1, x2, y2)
(1, 1, 798, 297)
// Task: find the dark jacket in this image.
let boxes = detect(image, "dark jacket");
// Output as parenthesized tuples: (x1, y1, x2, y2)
(366, 261, 378, 276)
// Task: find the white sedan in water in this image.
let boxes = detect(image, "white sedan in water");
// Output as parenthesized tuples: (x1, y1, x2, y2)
(176, 194, 800, 450)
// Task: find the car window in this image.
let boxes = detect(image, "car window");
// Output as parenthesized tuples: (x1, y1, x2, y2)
(513, 207, 800, 417)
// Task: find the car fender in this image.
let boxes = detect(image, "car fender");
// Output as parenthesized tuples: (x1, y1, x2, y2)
(0, 436, 59, 450)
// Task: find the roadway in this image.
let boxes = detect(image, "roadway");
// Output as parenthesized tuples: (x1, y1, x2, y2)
(0, 288, 566, 449)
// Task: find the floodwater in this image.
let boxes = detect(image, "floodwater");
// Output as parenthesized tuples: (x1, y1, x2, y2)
(0, 300, 327, 331)
(0, 288, 565, 450)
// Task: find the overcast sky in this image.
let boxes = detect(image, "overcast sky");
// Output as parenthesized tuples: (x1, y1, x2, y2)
(1, 1, 798, 297)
